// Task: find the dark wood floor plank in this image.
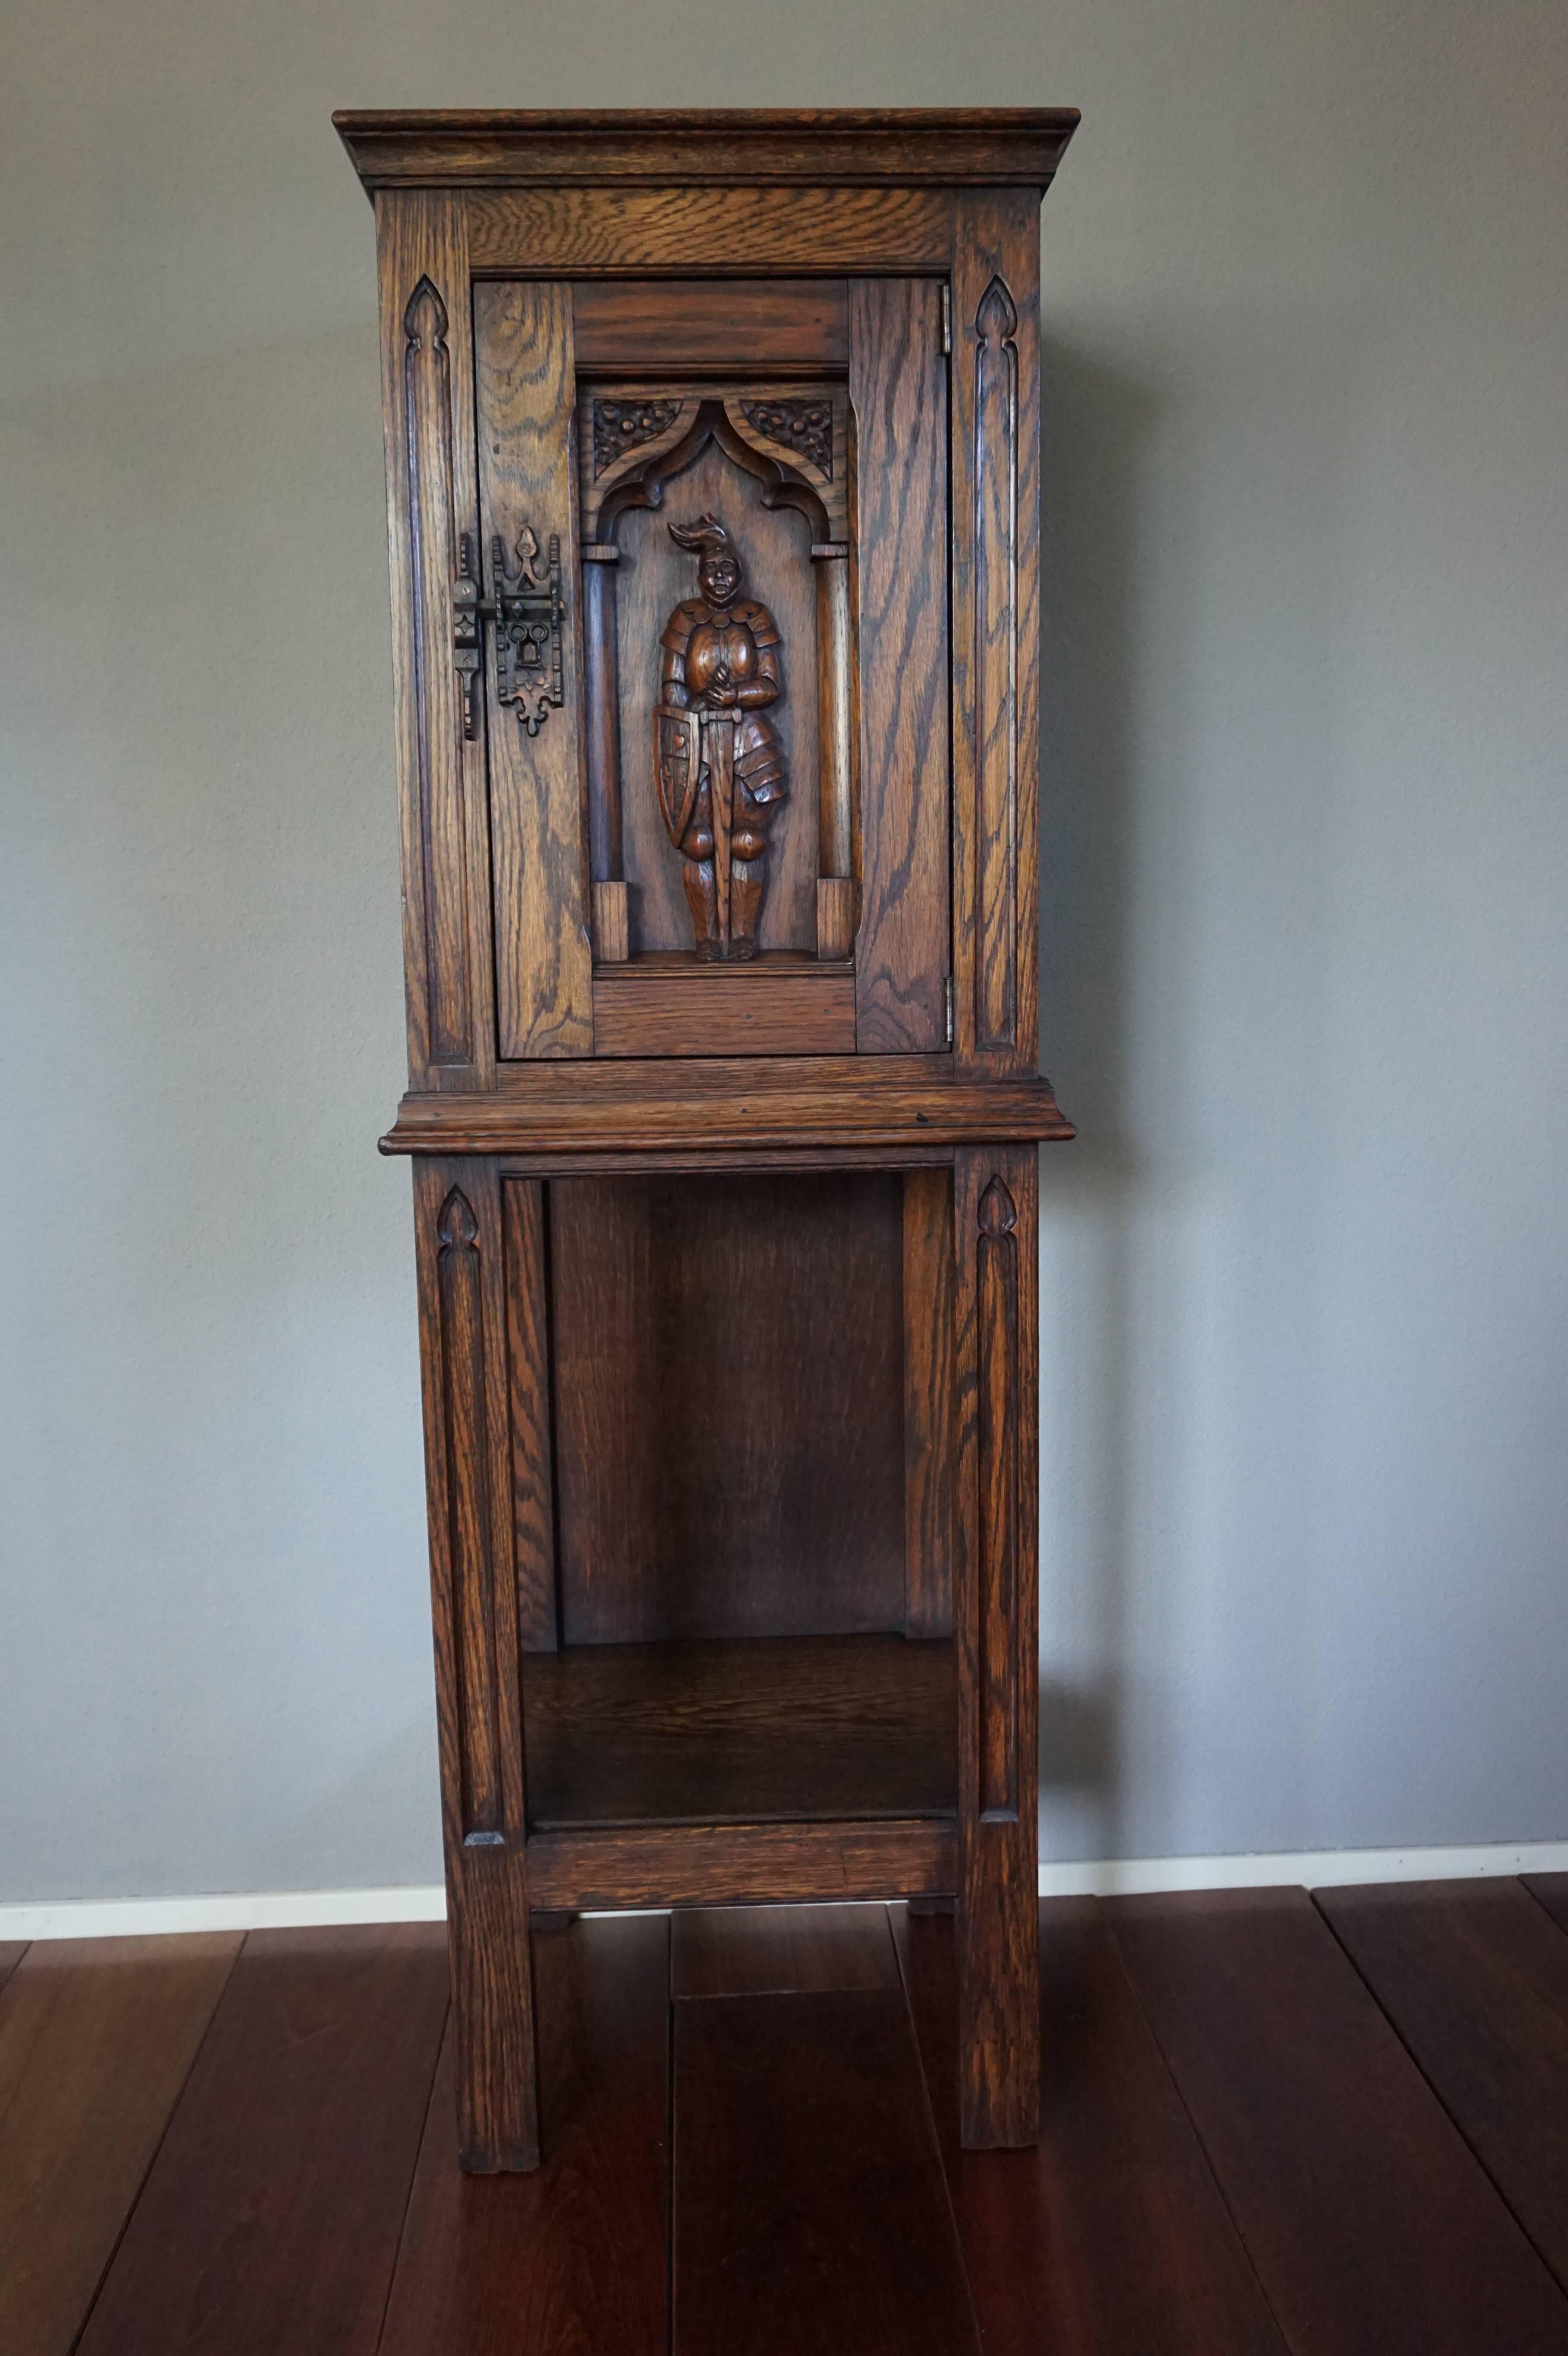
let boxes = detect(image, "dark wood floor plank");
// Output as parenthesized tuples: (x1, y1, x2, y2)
(0, 1933, 240, 2356)
(0, 1941, 27, 1995)
(894, 1899, 1288, 2356)
(1524, 1874, 1568, 1940)
(1106, 1887, 1568, 2356)
(1318, 1877, 1568, 2294)
(672, 1901, 898, 1996)
(674, 1985, 979, 2355)
(76, 1923, 449, 2356)
(378, 1913, 670, 2356)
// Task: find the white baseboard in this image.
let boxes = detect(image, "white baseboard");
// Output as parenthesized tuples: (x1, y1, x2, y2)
(3, 1838, 1565, 1943)
(1034, 1837, 1568, 1897)
(0, 1883, 448, 1943)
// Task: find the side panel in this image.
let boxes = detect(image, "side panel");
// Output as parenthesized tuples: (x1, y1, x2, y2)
(849, 276, 952, 1053)
(474, 282, 595, 1059)
(376, 192, 495, 1087)
(950, 193, 1041, 1074)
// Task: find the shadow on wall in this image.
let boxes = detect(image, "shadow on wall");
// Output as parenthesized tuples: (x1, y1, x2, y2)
(1034, 334, 1155, 1868)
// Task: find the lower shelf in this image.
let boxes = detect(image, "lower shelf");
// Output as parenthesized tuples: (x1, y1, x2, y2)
(521, 1632, 957, 1831)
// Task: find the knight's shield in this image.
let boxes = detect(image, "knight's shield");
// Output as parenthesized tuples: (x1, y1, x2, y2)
(654, 703, 701, 846)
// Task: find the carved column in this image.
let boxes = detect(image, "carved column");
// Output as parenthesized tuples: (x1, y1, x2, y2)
(414, 1158, 539, 2170)
(582, 545, 630, 961)
(813, 541, 856, 960)
(952, 1143, 1040, 2146)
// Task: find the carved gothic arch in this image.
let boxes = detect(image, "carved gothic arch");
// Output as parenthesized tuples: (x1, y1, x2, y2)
(591, 396, 834, 547)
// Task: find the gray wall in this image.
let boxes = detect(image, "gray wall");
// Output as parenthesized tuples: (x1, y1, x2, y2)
(2, 0, 1564, 1903)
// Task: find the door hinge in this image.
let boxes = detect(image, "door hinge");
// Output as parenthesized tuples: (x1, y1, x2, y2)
(944, 974, 955, 1046)
(940, 283, 952, 355)
(453, 524, 564, 741)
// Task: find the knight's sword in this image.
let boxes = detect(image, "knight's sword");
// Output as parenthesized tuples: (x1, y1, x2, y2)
(707, 711, 735, 951)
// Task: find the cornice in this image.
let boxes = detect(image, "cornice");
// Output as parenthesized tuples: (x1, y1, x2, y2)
(335, 108, 1080, 196)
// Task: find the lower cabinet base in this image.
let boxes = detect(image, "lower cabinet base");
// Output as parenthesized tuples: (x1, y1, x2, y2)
(413, 1146, 1043, 2169)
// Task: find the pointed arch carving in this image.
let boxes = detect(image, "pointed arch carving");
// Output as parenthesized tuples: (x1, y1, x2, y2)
(593, 396, 832, 545)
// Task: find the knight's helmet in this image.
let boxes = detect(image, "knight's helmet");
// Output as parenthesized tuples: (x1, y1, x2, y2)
(670, 514, 742, 599)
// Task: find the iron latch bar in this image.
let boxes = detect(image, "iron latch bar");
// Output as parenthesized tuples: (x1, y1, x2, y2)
(454, 526, 564, 741)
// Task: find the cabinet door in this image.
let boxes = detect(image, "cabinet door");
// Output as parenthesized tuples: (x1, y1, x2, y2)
(474, 282, 595, 1061)
(849, 276, 951, 1053)
(474, 274, 951, 1061)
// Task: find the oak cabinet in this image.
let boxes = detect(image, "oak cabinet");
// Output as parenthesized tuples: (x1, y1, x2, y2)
(338, 106, 1078, 2171)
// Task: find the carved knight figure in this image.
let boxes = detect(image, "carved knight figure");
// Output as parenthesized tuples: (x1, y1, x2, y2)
(653, 516, 787, 960)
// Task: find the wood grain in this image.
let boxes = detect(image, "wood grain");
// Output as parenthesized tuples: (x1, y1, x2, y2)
(952, 1146, 1040, 2146)
(475, 280, 594, 1058)
(503, 1177, 557, 1650)
(376, 190, 493, 1086)
(673, 1901, 900, 1996)
(338, 109, 1081, 194)
(414, 1158, 539, 2168)
(526, 1817, 955, 1911)
(76, 1925, 448, 2356)
(950, 193, 1040, 1073)
(383, 1059, 1074, 1156)
(894, 1900, 1289, 2356)
(592, 959, 855, 1054)
(0, 1934, 238, 2356)
(1106, 1887, 1568, 2355)
(591, 877, 630, 959)
(1318, 1877, 1568, 2294)
(379, 1914, 669, 2356)
(1526, 1873, 1568, 1938)
(469, 184, 956, 275)
(574, 277, 847, 372)
(0, 1940, 25, 1994)
(903, 1168, 955, 1637)
(549, 1170, 906, 1644)
(849, 276, 951, 1051)
(673, 1988, 980, 2355)
(522, 1634, 956, 1827)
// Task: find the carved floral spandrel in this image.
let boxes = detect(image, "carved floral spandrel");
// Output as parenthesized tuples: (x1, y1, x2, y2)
(740, 397, 834, 477)
(592, 396, 682, 478)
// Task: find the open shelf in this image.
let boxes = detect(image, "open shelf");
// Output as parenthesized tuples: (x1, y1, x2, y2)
(521, 1631, 956, 1832)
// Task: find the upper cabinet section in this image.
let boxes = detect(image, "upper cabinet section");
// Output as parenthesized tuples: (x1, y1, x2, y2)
(341, 111, 1078, 1086)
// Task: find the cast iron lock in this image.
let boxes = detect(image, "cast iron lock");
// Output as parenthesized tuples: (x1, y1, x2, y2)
(453, 526, 564, 741)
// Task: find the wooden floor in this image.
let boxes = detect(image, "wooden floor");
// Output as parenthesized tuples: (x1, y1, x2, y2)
(4, 1878, 1568, 2352)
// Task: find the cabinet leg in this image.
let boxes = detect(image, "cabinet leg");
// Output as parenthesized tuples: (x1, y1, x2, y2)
(449, 1845, 539, 2172)
(416, 1159, 541, 2171)
(953, 1146, 1041, 2147)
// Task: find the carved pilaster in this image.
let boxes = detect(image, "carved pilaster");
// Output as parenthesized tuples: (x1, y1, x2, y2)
(376, 192, 495, 1086)
(414, 1159, 538, 2170)
(436, 1186, 503, 1835)
(973, 279, 1020, 1053)
(953, 1145, 1040, 2147)
(951, 196, 1041, 1074)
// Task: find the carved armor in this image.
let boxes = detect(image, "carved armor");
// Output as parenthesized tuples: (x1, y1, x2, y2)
(654, 516, 787, 959)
